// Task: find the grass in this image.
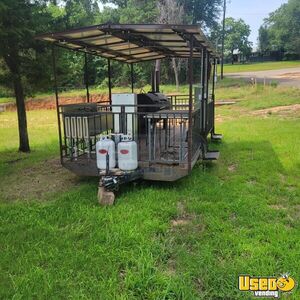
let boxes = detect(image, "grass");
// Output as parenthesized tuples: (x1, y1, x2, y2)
(0, 97, 14, 104)
(217, 78, 300, 110)
(223, 60, 300, 73)
(0, 110, 58, 178)
(0, 80, 300, 299)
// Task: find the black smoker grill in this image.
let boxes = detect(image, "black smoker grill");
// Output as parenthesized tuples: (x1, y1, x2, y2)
(137, 92, 171, 133)
(137, 93, 171, 113)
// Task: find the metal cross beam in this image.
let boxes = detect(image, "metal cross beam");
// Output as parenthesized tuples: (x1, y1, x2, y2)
(53, 34, 138, 61)
(99, 28, 180, 58)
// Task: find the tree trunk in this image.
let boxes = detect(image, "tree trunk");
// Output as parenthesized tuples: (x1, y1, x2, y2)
(5, 54, 30, 152)
(172, 58, 179, 91)
(14, 74, 30, 152)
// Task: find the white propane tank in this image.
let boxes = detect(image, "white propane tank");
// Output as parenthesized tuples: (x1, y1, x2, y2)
(96, 136, 116, 170)
(118, 135, 138, 171)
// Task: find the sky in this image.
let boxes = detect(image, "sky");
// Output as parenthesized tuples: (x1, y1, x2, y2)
(226, 0, 288, 48)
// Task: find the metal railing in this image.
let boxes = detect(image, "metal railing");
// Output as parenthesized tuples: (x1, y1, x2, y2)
(168, 93, 215, 135)
(58, 96, 215, 168)
(59, 103, 191, 165)
(168, 94, 190, 110)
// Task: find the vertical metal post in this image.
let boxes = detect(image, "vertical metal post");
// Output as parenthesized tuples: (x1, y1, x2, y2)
(130, 63, 134, 93)
(201, 48, 206, 132)
(212, 58, 217, 134)
(148, 118, 152, 162)
(221, 0, 226, 79)
(212, 58, 216, 101)
(51, 46, 63, 164)
(107, 58, 112, 105)
(205, 51, 209, 133)
(84, 52, 90, 103)
(200, 48, 204, 99)
(188, 36, 194, 173)
(179, 121, 183, 162)
(206, 52, 210, 102)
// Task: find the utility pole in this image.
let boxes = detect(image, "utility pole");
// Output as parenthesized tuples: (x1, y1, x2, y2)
(221, 0, 226, 79)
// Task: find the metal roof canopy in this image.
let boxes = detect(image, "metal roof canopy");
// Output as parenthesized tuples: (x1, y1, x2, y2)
(36, 23, 219, 63)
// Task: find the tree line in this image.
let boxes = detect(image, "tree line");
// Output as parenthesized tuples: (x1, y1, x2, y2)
(259, 0, 300, 59)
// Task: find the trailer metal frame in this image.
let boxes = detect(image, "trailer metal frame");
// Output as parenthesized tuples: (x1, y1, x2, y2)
(37, 23, 222, 204)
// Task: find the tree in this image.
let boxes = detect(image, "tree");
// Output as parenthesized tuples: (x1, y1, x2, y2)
(0, 0, 47, 152)
(100, 0, 157, 23)
(178, 0, 223, 28)
(258, 25, 270, 53)
(259, 0, 300, 55)
(63, 0, 101, 28)
(224, 17, 252, 64)
(157, 0, 185, 91)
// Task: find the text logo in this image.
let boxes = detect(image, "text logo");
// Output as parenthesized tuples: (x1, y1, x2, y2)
(239, 274, 296, 298)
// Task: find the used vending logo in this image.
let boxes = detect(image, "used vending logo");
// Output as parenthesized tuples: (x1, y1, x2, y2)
(238, 274, 296, 298)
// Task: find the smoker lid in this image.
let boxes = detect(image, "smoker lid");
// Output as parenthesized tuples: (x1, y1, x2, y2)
(36, 24, 219, 63)
(138, 92, 169, 102)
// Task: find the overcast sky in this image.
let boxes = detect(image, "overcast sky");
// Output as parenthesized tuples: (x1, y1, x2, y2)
(226, 0, 288, 48)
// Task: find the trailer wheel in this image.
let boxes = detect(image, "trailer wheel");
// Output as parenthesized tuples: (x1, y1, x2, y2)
(98, 186, 115, 206)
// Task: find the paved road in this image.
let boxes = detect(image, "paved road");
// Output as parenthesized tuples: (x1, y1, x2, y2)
(226, 67, 300, 88)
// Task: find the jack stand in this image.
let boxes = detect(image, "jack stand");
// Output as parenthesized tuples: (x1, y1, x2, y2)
(211, 132, 223, 142)
(98, 179, 115, 206)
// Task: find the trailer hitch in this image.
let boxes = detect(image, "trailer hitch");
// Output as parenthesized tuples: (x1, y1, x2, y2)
(101, 169, 143, 192)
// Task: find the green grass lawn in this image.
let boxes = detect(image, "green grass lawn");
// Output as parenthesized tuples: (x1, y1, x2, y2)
(223, 60, 300, 74)
(0, 97, 14, 104)
(0, 81, 299, 299)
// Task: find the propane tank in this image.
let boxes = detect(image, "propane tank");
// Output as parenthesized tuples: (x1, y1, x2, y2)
(118, 135, 138, 171)
(96, 136, 116, 170)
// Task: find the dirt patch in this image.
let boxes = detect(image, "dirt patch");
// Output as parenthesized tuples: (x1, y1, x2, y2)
(228, 164, 237, 172)
(5, 94, 109, 112)
(252, 104, 300, 117)
(289, 205, 300, 220)
(269, 204, 287, 210)
(170, 201, 205, 233)
(171, 201, 195, 227)
(215, 101, 236, 106)
(247, 179, 257, 186)
(276, 72, 300, 79)
(194, 278, 205, 293)
(165, 258, 177, 276)
(171, 219, 191, 226)
(215, 115, 225, 123)
(0, 158, 82, 202)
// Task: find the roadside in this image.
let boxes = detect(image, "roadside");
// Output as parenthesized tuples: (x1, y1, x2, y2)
(223, 60, 300, 74)
(226, 67, 300, 88)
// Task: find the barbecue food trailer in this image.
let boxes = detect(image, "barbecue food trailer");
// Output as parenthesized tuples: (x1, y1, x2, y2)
(36, 24, 222, 205)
